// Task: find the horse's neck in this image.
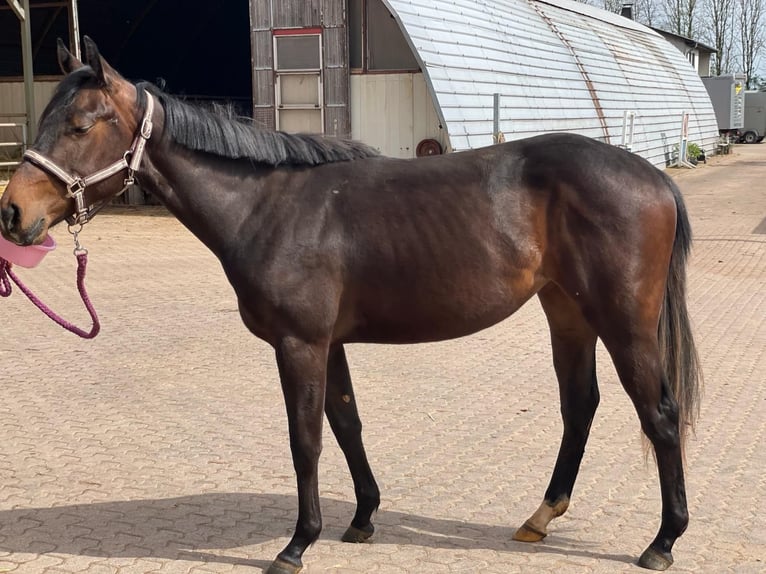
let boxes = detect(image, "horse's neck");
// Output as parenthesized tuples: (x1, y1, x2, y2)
(139, 143, 270, 257)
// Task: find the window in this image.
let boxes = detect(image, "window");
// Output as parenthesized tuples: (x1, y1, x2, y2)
(687, 50, 698, 71)
(348, 0, 420, 72)
(274, 30, 323, 133)
(349, 0, 364, 70)
(275, 35, 321, 70)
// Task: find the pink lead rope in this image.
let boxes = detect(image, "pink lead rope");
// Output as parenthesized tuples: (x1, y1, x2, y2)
(0, 252, 101, 339)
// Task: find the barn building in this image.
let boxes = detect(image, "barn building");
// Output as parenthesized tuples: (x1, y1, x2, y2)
(1, 0, 718, 176)
(251, 0, 719, 166)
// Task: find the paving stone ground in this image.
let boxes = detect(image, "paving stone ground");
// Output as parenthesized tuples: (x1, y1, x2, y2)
(1, 144, 764, 573)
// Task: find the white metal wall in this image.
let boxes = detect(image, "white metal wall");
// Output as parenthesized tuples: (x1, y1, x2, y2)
(382, 0, 719, 168)
(350, 72, 445, 157)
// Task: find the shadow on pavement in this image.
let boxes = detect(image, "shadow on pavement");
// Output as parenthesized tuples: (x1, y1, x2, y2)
(0, 492, 637, 571)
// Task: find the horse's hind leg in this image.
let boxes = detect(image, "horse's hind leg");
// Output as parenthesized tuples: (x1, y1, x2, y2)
(575, 272, 687, 570)
(514, 283, 599, 542)
(325, 344, 380, 543)
(602, 332, 687, 570)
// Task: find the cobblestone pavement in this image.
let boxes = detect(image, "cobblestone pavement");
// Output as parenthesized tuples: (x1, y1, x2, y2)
(1, 144, 764, 573)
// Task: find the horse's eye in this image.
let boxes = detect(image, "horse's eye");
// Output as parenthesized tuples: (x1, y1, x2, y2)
(72, 124, 94, 135)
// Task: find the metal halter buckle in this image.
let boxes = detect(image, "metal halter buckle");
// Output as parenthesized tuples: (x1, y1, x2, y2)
(66, 179, 86, 199)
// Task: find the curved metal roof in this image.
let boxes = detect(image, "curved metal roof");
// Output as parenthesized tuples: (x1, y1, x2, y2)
(383, 0, 719, 167)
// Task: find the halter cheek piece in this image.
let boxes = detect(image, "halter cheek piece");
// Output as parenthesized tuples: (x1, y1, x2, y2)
(22, 92, 155, 226)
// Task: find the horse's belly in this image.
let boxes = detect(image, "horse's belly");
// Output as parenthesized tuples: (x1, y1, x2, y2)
(340, 278, 541, 344)
(346, 312, 517, 344)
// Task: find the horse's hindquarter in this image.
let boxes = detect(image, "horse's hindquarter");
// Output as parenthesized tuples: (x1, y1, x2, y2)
(327, 150, 547, 343)
(516, 134, 679, 328)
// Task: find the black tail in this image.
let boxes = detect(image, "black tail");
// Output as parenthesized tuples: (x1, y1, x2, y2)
(658, 175, 702, 449)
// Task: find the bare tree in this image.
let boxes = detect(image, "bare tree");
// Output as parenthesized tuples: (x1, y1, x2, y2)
(738, 0, 766, 87)
(601, 0, 626, 11)
(701, 0, 736, 74)
(633, 0, 661, 26)
(661, 0, 699, 37)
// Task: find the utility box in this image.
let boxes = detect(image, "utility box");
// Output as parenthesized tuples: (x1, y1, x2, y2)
(742, 91, 766, 143)
(702, 74, 746, 131)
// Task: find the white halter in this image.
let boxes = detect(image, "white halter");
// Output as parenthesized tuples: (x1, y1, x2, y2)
(23, 92, 155, 225)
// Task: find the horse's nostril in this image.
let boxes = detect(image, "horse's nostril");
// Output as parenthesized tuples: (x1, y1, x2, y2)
(0, 206, 9, 232)
(0, 203, 21, 233)
(10, 203, 21, 228)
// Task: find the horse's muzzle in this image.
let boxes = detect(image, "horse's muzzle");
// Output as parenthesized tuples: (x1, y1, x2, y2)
(0, 203, 43, 246)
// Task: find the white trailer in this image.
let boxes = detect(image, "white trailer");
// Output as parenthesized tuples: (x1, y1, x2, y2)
(742, 91, 766, 144)
(701, 75, 746, 139)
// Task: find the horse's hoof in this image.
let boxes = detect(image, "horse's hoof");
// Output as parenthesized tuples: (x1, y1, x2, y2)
(341, 523, 374, 543)
(266, 558, 302, 574)
(512, 522, 547, 543)
(638, 547, 674, 571)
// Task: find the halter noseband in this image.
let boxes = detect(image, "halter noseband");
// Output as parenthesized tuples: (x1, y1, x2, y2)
(23, 92, 155, 226)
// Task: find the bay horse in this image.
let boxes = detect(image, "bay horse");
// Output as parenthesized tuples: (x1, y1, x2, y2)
(0, 38, 700, 573)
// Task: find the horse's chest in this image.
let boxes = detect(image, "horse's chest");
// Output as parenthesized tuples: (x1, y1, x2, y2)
(226, 259, 342, 345)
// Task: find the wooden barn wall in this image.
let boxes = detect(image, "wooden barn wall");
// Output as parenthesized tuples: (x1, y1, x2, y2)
(322, 0, 350, 137)
(272, 0, 322, 27)
(0, 80, 59, 147)
(249, 0, 350, 136)
(250, 0, 276, 130)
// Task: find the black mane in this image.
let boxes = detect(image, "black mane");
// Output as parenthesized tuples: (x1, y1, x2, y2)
(136, 82, 379, 167)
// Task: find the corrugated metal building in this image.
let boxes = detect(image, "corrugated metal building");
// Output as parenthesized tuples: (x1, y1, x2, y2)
(252, 0, 719, 167)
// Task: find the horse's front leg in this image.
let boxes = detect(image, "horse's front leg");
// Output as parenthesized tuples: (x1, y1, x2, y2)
(268, 337, 329, 574)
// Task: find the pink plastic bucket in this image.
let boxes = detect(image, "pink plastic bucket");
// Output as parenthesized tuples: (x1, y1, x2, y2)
(0, 234, 57, 268)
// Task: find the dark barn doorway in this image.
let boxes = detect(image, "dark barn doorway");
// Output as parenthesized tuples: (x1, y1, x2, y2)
(1, 0, 252, 200)
(0, 0, 253, 112)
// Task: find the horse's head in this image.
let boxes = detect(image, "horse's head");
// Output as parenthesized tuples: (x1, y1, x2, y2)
(0, 37, 145, 245)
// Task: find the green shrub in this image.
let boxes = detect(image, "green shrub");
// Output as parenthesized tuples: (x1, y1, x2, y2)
(686, 142, 702, 160)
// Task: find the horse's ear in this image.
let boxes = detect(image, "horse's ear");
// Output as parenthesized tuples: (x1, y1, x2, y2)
(83, 36, 120, 87)
(57, 38, 84, 74)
